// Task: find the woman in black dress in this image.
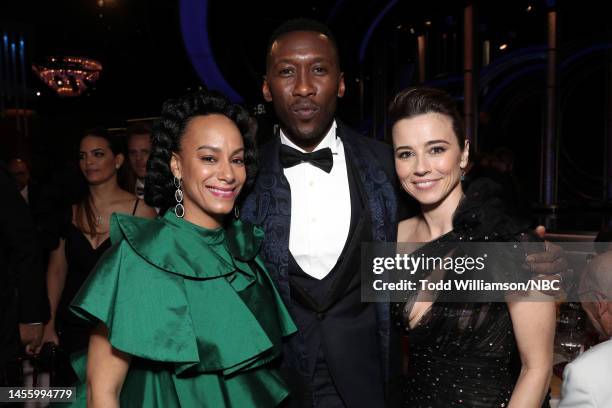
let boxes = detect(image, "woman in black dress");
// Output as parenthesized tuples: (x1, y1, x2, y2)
(389, 87, 555, 407)
(40, 128, 156, 359)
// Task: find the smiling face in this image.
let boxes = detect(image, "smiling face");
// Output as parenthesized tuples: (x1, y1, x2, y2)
(263, 30, 345, 151)
(128, 133, 151, 179)
(392, 112, 469, 210)
(79, 135, 123, 185)
(170, 114, 246, 229)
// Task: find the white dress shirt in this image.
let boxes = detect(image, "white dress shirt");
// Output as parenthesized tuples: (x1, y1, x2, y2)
(135, 178, 145, 200)
(280, 121, 351, 280)
(20, 185, 29, 204)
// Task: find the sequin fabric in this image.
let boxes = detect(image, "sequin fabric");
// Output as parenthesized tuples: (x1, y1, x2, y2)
(393, 301, 519, 407)
(393, 178, 536, 407)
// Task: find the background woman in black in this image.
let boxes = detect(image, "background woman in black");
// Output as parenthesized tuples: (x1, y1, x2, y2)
(40, 129, 155, 361)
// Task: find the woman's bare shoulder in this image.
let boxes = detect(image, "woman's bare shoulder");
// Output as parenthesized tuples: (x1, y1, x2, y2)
(116, 192, 156, 218)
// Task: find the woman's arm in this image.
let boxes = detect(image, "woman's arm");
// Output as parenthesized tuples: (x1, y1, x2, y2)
(87, 324, 131, 408)
(39, 238, 68, 349)
(507, 299, 555, 408)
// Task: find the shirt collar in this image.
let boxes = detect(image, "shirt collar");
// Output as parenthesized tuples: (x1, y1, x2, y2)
(279, 120, 338, 154)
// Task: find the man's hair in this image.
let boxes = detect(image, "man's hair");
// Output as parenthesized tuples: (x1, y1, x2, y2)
(266, 18, 340, 69)
(127, 122, 152, 140)
(580, 250, 612, 302)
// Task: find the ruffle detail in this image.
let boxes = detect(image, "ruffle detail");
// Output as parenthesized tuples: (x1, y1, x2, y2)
(410, 178, 539, 292)
(108, 212, 264, 279)
(70, 221, 295, 375)
(450, 177, 531, 242)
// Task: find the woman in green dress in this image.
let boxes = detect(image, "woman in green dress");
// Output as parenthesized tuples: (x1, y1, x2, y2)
(69, 90, 296, 407)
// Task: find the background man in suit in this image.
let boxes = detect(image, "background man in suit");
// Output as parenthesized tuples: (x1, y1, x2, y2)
(8, 158, 40, 208)
(242, 19, 401, 408)
(0, 161, 50, 386)
(126, 122, 152, 199)
(559, 250, 612, 408)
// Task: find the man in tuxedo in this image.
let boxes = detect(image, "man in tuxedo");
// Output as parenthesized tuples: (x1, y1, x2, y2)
(0, 161, 49, 385)
(242, 18, 567, 408)
(560, 250, 612, 408)
(242, 19, 401, 408)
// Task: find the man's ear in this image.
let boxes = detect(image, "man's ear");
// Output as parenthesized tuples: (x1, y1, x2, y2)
(337, 72, 346, 98)
(170, 153, 181, 179)
(595, 292, 608, 320)
(262, 77, 273, 102)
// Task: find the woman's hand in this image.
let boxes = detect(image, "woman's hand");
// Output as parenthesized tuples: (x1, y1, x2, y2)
(42, 322, 59, 344)
(35, 322, 60, 353)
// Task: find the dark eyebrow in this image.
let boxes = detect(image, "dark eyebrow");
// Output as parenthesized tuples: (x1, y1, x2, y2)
(80, 148, 105, 154)
(196, 145, 221, 152)
(425, 140, 450, 146)
(197, 146, 245, 156)
(394, 139, 450, 152)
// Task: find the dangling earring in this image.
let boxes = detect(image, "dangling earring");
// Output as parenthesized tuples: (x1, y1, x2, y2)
(234, 205, 240, 219)
(460, 168, 466, 181)
(174, 176, 184, 218)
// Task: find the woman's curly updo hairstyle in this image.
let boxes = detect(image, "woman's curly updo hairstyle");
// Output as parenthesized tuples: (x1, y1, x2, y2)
(144, 90, 257, 213)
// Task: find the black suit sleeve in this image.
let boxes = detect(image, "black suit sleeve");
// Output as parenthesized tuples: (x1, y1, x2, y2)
(0, 166, 50, 324)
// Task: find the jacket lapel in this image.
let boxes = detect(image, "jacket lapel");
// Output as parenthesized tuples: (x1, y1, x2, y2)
(337, 123, 397, 243)
(241, 137, 292, 302)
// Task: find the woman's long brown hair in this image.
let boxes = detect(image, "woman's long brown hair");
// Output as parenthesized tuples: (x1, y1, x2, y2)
(75, 127, 126, 238)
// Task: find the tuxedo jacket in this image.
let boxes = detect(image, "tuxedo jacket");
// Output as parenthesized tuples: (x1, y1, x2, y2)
(0, 162, 50, 363)
(560, 338, 612, 408)
(241, 122, 403, 392)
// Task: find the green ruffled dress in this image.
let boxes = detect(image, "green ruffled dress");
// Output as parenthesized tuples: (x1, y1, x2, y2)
(68, 211, 296, 407)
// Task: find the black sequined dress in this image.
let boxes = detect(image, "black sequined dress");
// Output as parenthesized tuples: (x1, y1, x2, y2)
(393, 179, 541, 408)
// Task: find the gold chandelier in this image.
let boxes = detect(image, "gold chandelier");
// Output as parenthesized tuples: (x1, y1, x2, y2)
(32, 56, 102, 97)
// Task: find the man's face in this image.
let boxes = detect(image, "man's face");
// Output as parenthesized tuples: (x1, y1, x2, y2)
(8, 159, 30, 190)
(128, 133, 151, 179)
(263, 30, 345, 151)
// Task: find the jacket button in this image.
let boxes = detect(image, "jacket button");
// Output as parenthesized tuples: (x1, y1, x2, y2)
(316, 312, 325, 321)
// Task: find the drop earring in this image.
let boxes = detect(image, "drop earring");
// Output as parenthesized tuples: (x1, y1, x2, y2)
(174, 176, 184, 218)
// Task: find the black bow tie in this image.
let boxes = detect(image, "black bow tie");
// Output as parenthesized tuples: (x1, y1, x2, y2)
(279, 144, 334, 173)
